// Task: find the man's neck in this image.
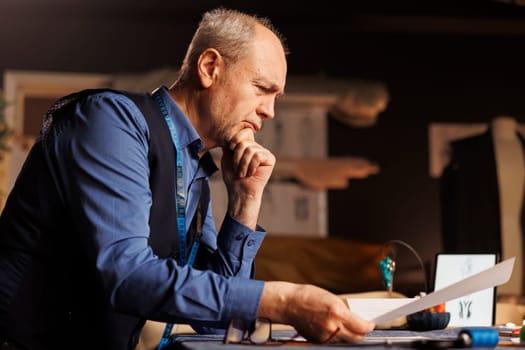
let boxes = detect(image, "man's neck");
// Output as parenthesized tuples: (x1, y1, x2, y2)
(167, 86, 214, 156)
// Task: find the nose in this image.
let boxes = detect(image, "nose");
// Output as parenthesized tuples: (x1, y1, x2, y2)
(257, 97, 276, 120)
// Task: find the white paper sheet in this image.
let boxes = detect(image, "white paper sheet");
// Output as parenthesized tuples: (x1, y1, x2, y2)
(346, 298, 416, 322)
(347, 256, 515, 325)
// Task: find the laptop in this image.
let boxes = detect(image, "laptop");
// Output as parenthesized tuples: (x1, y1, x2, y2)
(433, 253, 498, 327)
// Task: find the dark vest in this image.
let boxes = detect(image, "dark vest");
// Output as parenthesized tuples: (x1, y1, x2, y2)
(0, 89, 180, 350)
(108, 90, 181, 349)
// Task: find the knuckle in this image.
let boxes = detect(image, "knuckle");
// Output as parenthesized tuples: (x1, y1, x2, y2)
(327, 303, 341, 317)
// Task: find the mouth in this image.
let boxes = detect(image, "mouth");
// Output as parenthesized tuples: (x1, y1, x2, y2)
(245, 121, 261, 132)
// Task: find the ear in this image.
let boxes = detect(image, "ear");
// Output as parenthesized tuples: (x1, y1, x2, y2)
(197, 48, 222, 88)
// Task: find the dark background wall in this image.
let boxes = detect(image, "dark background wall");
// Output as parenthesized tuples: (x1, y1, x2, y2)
(1, 0, 525, 293)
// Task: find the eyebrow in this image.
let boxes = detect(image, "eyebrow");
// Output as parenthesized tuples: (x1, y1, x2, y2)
(256, 79, 284, 95)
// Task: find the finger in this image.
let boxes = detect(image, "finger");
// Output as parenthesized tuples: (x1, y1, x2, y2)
(241, 147, 276, 177)
(228, 128, 255, 151)
(229, 130, 256, 176)
(320, 327, 340, 343)
(335, 327, 369, 344)
(246, 150, 266, 177)
(232, 141, 253, 177)
(340, 317, 375, 343)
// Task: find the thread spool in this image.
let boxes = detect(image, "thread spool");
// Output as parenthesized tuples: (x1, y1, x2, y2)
(412, 328, 499, 349)
(458, 328, 499, 347)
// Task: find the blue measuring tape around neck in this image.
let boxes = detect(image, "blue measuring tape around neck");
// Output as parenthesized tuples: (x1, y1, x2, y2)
(152, 90, 200, 350)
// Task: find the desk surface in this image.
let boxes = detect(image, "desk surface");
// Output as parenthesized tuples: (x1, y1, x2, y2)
(169, 328, 520, 350)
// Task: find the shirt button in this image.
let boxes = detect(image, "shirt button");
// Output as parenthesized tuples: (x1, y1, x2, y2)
(235, 233, 245, 240)
(247, 240, 255, 247)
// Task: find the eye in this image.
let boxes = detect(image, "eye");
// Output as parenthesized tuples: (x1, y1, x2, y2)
(256, 84, 271, 94)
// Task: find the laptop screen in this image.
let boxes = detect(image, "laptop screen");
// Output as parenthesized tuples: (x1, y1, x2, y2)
(433, 253, 498, 327)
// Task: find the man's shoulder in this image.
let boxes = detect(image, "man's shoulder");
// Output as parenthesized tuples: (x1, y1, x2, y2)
(72, 89, 157, 119)
(76, 88, 143, 103)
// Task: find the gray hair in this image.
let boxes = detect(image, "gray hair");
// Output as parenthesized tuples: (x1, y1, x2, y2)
(173, 7, 288, 86)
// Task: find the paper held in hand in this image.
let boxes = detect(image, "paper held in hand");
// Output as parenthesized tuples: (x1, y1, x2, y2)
(347, 256, 515, 325)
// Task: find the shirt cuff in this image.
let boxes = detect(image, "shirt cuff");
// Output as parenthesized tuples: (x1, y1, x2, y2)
(217, 215, 266, 262)
(217, 215, 266, 277)
(224, 277, 265, 321)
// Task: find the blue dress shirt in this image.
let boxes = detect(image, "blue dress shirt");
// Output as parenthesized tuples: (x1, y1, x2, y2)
(0, 86, 266, 330)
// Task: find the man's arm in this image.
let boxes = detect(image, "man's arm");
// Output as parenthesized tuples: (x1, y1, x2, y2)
(218, 129, 375, 343)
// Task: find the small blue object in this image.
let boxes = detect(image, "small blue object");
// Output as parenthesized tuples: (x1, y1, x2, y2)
(459, 327, 499, 347)
(379, 256, 395, 290)
(411, 327, 499, 348)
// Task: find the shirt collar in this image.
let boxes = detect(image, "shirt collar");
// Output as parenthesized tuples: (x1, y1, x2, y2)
(198, 151, 219, 177)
